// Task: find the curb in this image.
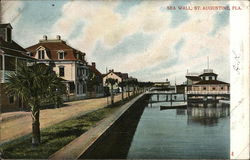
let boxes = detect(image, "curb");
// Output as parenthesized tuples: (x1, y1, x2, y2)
(49, 93, 145, 160)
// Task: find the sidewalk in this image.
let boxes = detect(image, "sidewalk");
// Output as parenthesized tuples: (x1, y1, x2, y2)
(0, 94, 128, 144)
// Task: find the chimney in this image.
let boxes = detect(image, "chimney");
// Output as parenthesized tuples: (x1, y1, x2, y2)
(43, 35, 47, 40)
(92, 62, 96, 68)
(0, 23, 13, 42)
(56, 35, 61, 40)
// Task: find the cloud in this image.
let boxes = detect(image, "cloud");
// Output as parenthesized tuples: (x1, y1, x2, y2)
(1, 1, 24, 24)
(114, 0, 143, 17)
(93, 32, 154, 63)
(168, 0, 191, 27)
(51, 1, 171, 54)
(49, 0, 230, 82)
(210, 9, 230, 35)
(5, 0, 230, 83)
(174, 38, 185, 53)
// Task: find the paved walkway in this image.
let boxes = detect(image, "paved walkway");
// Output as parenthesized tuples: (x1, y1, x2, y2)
(0, 94, 128, 144)
(49, 93, 144, 159)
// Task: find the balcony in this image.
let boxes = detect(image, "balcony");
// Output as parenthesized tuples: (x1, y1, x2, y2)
(0, 70, 15, 83)
(186, 72, 200, 76)
(186, 90, 230, 95)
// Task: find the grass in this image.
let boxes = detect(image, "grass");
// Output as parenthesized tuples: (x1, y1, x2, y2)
(0, 94, 140, 159)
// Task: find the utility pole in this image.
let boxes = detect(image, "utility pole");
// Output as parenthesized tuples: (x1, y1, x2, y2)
(105, 67, 109, 106)
(207, 56, 209, 69)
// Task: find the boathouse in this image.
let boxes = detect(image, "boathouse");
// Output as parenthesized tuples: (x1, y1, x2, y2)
(186, 69, 230, 102)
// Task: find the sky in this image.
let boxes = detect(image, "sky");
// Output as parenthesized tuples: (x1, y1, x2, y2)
(2, 0, 230, 84)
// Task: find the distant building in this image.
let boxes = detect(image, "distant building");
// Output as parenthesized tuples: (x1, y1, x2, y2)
(186, 69, 230, 101)
(102, 69, 128, 93)
(0, 23, 35, 112)
(153, 81, 170, 87)
(150, 79, 171, 91)
(175, 84, 186, 94)
(186, 73, 201, 85)
(26, 35, 89, 100)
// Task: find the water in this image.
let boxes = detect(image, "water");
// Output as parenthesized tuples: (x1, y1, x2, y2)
(127, 94, 230, 159)
(81, 94, 230, 159)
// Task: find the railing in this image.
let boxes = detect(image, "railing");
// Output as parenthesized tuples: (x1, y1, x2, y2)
(203, 69, 213, 73)
(0, 70, 15, 83)
(186, 72, 200, 76)
(186, 90, 230, 94)
(146, 90, 175, 94)
(0, 70, 3, 82)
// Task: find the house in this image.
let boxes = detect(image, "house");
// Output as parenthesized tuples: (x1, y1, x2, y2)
(153, 81, 170, 87)
(0, 23, 35, 112)
(150, 79, 171, 91)
(186, 72, 201, 85)
(102, 69, 128, 93)
(186, 69, 230, 101)
(26, 35, 89, 100)
(86, 62, 104, 97)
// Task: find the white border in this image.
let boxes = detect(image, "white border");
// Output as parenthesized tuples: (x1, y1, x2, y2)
(230, 1, 250, 159)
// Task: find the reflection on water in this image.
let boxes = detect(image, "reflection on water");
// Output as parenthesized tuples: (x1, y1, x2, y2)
(127, 94, 230, 159)
(176, 108, 186, 115)
(187, 103, 230, 126)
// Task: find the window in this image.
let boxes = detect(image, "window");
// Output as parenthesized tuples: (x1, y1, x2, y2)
(0, 55, 2, 70)
(38, 50, 45, 59)
(26, 52, 32, 57)
(59, 66, 65, 77)
(69, 82, 75, 93)
(9, 95, 14, 104)
(5, 56, 16, 71)
(58, 51, 64, 59)
(221, 87, 224, 90)
(76, 84, 79, 94)
(209, 76, 212, 80)
(203, 87, 206, 90)
(7, 28, 12, 42)
(212, 87, 216, 90)
(82, 84, 85, 93)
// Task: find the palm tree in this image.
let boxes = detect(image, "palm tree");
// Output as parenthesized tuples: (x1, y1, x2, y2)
(105, 78, 118, 105)
(5, 63, 66, 146)
(126, 79, 131, 98)
(118, 81, 126, 100)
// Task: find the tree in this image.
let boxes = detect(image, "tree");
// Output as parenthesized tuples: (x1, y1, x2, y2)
(105, 78, 118, 105)
(126, 78, 138, 96)
(86, 71, 102, 93)
(131, 79, 138, 95)
(125, 79, 131, 98)
(118, 81, 126, 100)
(5, 63, 66, 146)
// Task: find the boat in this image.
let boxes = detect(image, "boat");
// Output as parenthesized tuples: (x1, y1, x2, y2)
(160, 105, 187, 110)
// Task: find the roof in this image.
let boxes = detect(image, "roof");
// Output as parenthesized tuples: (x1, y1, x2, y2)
(114, 72, 129, 79)
(194, 80, 229, 85)
(0, 38, 34, 60)
(199, 72, 218, 77)
(88, 65, 102, 77)
(0, 23, 12, 29)
(186, 76, 201, 81)
(103, 71, 128, 79)
(26, 40, 86, 61)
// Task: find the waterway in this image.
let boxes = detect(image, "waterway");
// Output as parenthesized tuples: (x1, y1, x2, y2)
(80, 94, 230, 159)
